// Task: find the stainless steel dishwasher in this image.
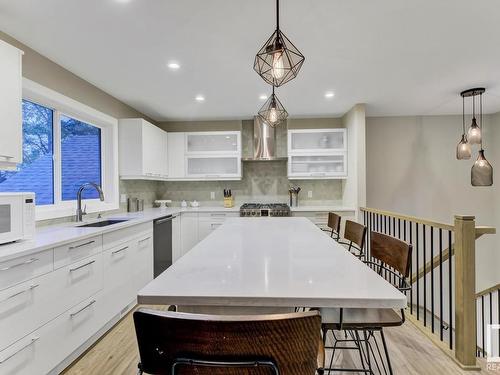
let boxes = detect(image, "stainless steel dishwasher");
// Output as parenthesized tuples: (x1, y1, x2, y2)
(153, 215, 173, 278)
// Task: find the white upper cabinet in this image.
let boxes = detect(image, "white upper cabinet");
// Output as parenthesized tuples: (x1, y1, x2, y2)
(288, 129, 347, 179)
(0, 41, 23, 170)
(119, 119, 168, 180)
(186, 132, 240, 154)
(185, 131, 241, 179)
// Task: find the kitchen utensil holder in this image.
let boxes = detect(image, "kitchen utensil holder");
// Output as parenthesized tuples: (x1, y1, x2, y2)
(224, 196, 234, 208)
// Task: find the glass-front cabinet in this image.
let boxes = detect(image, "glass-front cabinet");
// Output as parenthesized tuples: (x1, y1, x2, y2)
(185, 131, 242, 179)
(288, 129, 347, 179)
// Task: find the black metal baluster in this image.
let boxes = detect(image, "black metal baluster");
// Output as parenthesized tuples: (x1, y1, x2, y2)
(448, 230, 453, 350)
(431, 227, 435, 333)
(423, 224, 427, 327)
(490, 292, 493, 356)
(416, 223, 420, 321)
(398, 218, 401, 239)
(482, 295, 485, 357)
(439, 229, 443, 341)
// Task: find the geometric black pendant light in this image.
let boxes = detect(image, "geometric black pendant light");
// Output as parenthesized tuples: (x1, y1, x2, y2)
(458, 88, 493, 186)
(258, 86, 288, 127)
(253, 0, 305, 87)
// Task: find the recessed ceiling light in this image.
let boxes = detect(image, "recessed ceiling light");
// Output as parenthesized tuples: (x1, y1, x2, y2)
(167, 62, 180, 70)
(259, 94, 268, 100)
(324, 91, 335, 99)
(195, 95, 205, 102)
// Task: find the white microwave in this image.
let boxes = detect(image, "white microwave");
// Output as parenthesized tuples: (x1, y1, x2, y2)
(0, 192, 36, 245)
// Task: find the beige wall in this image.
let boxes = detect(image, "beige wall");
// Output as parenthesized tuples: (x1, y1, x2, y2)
(0, 31, 153, 122)
(366, 114, 499, 291)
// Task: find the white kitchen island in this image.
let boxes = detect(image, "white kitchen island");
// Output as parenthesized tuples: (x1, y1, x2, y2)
(138, 217, 406, 311)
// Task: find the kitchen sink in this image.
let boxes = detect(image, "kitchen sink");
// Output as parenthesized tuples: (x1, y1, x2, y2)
(77, 219, 129, 228)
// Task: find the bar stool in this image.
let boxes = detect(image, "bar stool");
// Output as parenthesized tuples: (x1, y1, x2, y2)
(319, 231, 412, 374)
(134, 308, 324, 375)
(338, 220, 367, 259)
(322, 212, 341, 241)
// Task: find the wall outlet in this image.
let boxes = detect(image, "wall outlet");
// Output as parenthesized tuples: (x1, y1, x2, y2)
(120, 194, 127, 203)
(210, 192, 215, 200)
(307, 190, 313, 198)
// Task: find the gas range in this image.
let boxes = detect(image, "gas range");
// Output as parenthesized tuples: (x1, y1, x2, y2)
(239, 203, 291, 217)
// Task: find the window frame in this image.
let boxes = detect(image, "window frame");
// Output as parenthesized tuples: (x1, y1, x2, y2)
(22, 79, 119, 221)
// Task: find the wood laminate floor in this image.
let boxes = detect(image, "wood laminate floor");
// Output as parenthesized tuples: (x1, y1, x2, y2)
(64, 306, 499, 375)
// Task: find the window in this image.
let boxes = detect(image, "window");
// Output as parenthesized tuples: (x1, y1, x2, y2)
(61, 115, 102, 200)
(0, 79, 119, 220)
(0, 100, 55, 205)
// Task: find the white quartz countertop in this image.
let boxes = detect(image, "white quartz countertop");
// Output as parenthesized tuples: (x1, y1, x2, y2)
(0, 206, 238, 263)
(138, 217, 406, 309)
(0, 205, 355, 263)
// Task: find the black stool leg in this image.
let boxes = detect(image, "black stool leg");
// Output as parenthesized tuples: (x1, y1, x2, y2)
(380, 329, 394, 375)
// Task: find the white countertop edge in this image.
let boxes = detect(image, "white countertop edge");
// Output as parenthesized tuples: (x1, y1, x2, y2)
(290, 206, 356, 212)
(137, 295, 407, 309)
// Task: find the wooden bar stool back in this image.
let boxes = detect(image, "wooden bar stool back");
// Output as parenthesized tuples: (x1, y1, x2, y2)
(340, 220, 367, 259)
(323, 212, 341, 241)
(134, 308, 323, 375)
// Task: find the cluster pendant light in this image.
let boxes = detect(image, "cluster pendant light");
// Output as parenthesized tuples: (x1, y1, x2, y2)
(457, 88, 493, 186)
(254, 0, 305, 127)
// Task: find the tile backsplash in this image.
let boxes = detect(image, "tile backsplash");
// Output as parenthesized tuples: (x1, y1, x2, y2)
(157, 160, 343, 207)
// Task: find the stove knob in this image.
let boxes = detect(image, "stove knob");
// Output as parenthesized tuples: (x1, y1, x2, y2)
(252, 211, 256, 216)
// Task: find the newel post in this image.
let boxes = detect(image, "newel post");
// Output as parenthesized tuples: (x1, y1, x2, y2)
(454, 215, 477, 368)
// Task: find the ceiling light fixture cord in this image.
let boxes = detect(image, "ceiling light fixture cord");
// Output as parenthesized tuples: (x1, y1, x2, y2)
(480, 93, 483, 149)
(276, 0, 279, 30)
(462, 95, 465, 134)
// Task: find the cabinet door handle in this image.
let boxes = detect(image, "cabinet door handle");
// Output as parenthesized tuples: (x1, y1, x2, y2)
(112, 246, 128, 255)
(70, 299, 96, 318)
(138, 237, 151, 244)
(0, 337, 40, 364)
(0, 154, 14, 160)
(69, 260, 95, 272)
(69, 240, 95, 250)
(0, 258, 38, 272)
(0, 284, 39, 303)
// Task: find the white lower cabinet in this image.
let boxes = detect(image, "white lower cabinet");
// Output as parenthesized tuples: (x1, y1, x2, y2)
(0, 293, 107, 375)
(0, 222, 153, 375)
(180, 213, 199, 257)
(172, 215, 182, 262)
(198, 212, 238, 242)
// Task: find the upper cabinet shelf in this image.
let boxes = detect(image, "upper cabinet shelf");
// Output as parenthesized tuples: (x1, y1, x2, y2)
(287, 129, 347, 179)
(0, 40, 23, 170)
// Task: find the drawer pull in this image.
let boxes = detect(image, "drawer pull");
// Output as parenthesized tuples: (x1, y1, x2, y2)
(0, 336, 40, 364)
(138, 237, 151, 244)
(0, 258, 38, 272)
(69, 240, 96, 250)
(210, 213, 226, 217)
(112, 246, 128, 255)
(0, 284, 39, 303)
(69, 260, 96, 272)
(70, 299, 96, 318)
(0, 154, 14, 160)
(211, 223, 222, 229)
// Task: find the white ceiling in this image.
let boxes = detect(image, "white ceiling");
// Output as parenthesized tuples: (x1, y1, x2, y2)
(1, 0, 500, 121)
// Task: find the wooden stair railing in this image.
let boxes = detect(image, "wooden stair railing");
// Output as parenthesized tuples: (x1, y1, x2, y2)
(475, 283, 500, 358)
(360, 207, 496, 370)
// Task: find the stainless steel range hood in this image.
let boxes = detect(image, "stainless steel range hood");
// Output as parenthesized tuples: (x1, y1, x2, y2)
(242, 116, 287, 162)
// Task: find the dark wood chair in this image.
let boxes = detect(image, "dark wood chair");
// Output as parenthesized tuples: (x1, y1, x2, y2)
(134, 308, 324, 375)
(322, 212, 341, 241)
(338, 220, 367, 259)
(319, 231, 412, 374)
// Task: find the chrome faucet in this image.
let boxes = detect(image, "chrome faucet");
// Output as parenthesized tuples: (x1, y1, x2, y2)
(75, 183, 105, 222)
